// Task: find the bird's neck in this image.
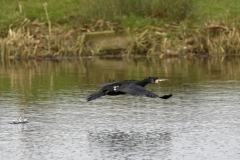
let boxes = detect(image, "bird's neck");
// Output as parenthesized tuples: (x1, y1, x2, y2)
(137, 79, 150, 87)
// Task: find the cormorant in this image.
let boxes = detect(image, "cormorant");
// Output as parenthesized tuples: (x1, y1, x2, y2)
(87, 77, 172, 102)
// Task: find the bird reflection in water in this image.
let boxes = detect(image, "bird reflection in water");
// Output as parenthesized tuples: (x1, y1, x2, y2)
(88, 130, 172, 159)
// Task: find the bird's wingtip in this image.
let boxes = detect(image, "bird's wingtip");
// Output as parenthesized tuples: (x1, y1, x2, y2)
(159, 94, 172, 99)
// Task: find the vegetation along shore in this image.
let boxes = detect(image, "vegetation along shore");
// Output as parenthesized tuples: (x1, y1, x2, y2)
(1, 0, 240, 60)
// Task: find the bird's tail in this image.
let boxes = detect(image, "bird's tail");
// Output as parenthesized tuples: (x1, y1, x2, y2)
(159, 94, 172, 99)
(87, 92, 105, 102)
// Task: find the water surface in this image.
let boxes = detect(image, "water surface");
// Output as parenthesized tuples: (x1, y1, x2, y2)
(0, 57, 240, 160)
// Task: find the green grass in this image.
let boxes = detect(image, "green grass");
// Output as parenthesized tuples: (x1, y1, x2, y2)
(0, 0, 193, 36)
(194, 0, 240, 24)
(0, 0, 82, 36)
(77, 0, 193, 28)
(1, 0, 240, 36)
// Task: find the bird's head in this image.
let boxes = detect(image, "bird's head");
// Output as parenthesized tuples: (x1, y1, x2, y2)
(147, 77, 168, 83)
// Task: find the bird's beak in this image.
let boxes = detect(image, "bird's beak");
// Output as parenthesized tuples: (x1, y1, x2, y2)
(155, 78, 168, 83)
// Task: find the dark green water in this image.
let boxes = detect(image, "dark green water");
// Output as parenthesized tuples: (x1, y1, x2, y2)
(0, 57, 240, 160)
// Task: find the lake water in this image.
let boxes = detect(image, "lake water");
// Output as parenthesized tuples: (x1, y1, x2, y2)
(0, 57, 240, 160)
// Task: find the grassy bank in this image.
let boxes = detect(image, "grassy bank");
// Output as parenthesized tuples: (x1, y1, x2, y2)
(1, 0, 240, 59)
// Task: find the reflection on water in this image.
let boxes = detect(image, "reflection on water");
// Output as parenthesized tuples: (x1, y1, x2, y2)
(88, 130, 171, 160)
(0, 57, 240, 160)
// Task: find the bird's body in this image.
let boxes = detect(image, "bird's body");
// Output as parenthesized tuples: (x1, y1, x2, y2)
(87, 77, 172, 102)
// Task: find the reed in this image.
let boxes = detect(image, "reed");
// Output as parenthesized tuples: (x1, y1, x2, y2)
(205, 23, 240, 54)
(2, 18, 240, 59)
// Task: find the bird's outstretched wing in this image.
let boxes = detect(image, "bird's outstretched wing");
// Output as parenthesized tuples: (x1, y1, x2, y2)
(116, 83, 172, 99)
(116, 83, 160, 98)
(97, 80, 138, 87)
(87, 91, 105, 102)
(97, 80, 116, 87)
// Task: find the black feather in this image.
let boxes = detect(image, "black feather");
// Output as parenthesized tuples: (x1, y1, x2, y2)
(87, 77, 172, 102)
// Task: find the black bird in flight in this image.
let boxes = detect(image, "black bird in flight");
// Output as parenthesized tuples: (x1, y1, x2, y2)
(87, 77, 172, 102)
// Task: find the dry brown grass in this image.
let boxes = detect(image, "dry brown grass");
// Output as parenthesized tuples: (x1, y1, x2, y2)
(204, 22, 240, 54)
(0, 18, 81, 59)
(130, 22, 240, 57)
(1, 18, 240, 60)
